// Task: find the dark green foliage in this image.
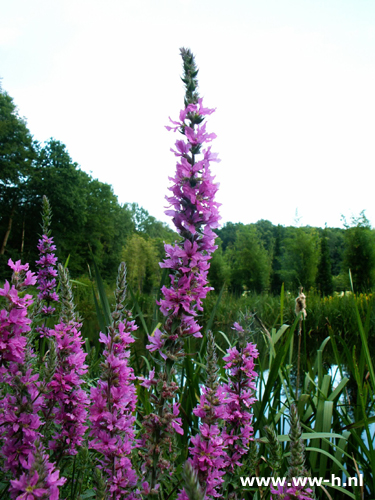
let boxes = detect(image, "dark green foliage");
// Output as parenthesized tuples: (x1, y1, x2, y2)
(128, 202, 175, 240)
(270, 225, 283, 295)
(280, 227, 320, 290)
(227, 225, 271, 294)
(207, 237, 229, 291)
(0, 85, 37, 264)
(216, 221, 243, 252)
(316, 228, 334, 295)
(343, 211, 375, 291)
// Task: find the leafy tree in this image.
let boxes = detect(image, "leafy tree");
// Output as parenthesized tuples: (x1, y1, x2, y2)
(0, 85, 36, 259)
(342, 211, 375, 291)
(254, 219, 275, 252)
(281, 227, 320, 290)
(216, 222, 243, 252)
(316, 228, 333, 296)
(122, 233, 159, 294)
(207, 237, 229, 291)
(128, 203, 175, 240)
(82, 179, 134, 280)
(326, 227, 345, 276)
(226, 225, 271, 294)
(270, 225, 284, 295)
(23, 139, 91, 273)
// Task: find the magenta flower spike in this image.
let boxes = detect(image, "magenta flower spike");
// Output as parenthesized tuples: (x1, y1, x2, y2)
(141, 48, 221, 494)
(222, 323, 259, 473)
(178, 332, 226, 499)
(148, 47, 221, 361)
(43, 264, 89, 457)
(89, 263, 140, 499)
(35, 196, 59, 318)
(0, 260, 65, 499)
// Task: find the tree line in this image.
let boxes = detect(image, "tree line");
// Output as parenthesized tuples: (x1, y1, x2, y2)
(2, 84, 375, 295)
(210, 214, 375, 294)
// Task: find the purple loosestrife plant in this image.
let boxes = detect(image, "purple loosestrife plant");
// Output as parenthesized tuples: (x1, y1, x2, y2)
(222, 322, 259, 474)
(35, 196, 59, 318)
(9, 440, 65, 500)
(149, 47, 220, 360)
(142, 48, 220, 495)
(43, 264, 89, 458)
(0, 260, 65, 499)
(179, 331, 227, 499)
(89, 263, 140, 500)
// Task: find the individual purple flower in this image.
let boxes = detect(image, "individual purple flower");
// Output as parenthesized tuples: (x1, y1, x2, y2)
(146, 328, 167, 360)
(232, 322, 244, 333)
(89, 263, 140, 499)
(138, 368, 156, 389)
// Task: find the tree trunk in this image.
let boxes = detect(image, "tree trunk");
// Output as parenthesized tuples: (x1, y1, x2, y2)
(0, 205, 16, 255)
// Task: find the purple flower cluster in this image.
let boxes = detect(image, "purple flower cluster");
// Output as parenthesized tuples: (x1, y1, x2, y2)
(150, 96, 220, 357)
(35, 195, 59, 318)
(0, 260, 35, 365)
(44, 320, 89, 456)
(187, 424, 227, 498)
(35, 235, 59, 315)
(222, 339, 259, 472)
(180, 332, 227, 498)
(89, 313, 139, 499)
(0, 259, 65, 499)
(271, 482, 314, 500)
(180, 327, 258, 499)
(160, 99, 220, 344)
(10, 441, 65, 500)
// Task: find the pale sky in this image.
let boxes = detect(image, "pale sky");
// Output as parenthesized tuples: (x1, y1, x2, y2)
(1, 0, 375, 229)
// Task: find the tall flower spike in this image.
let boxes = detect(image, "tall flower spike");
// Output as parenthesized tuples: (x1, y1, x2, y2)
(178, 332, 226, 500)
(35, 196, 59, 315)
(58, 264, 77, 324)
(152, 47, 220, 361)
(222, 322, 259, 474)
(89, 263, 140, 499)
(0, 260, 65, 499)
(43, 264, 89, 458)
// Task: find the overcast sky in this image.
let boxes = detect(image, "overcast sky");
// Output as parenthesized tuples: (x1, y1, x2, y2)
(1, 0, 375, 229)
